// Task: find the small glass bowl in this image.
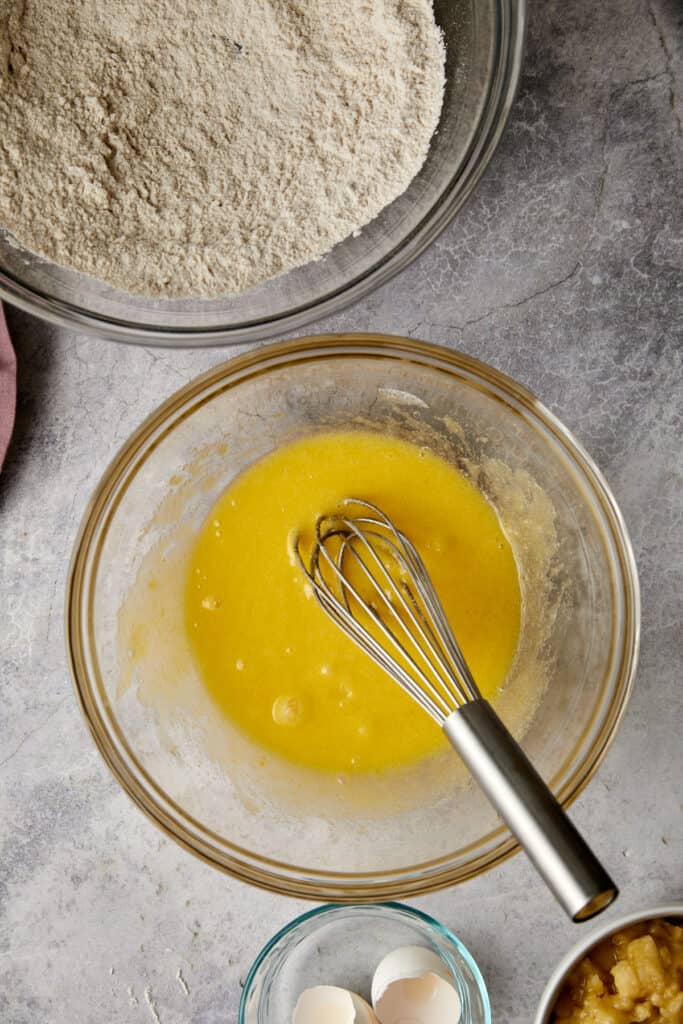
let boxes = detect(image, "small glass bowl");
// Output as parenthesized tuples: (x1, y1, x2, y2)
(240, 903, 491, 1024)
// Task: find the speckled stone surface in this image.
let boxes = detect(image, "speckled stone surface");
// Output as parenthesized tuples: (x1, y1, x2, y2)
(1, 1, 681, 1021)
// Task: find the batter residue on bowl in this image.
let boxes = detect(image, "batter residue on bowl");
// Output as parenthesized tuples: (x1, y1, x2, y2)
(185, 431, 521, 775)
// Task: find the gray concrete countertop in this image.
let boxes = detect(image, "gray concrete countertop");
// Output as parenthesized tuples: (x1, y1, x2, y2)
(1, 1, 681, 1021)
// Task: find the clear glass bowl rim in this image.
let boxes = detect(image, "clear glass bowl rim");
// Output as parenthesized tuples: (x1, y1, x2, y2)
(66, 333, 641, 899)
(0, 0, 525, 346)
(238, 901, 492, 1024)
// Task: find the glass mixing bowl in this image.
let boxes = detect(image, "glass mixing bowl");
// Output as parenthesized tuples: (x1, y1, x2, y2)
(0, 0, 524, 345)
(66, 334, 639, 898)
(240, 903, 491, 1024)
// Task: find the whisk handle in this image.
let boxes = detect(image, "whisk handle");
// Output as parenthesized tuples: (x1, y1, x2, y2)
(443, 700, 618, 921)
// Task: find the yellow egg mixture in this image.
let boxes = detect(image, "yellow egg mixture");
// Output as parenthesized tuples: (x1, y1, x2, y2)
(185, 431, 521, 775)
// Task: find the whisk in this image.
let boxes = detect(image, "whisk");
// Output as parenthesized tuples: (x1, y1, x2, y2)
(296, 498, 617, 921)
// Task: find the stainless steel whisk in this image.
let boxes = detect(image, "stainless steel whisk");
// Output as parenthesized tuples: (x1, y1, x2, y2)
(296, 498, 617, 921)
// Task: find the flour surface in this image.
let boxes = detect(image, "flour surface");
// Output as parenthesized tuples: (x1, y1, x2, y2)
(0, 1, 445, 298)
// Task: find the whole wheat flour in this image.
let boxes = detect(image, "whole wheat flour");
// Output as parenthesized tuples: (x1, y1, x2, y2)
(0, 1, 445, 298)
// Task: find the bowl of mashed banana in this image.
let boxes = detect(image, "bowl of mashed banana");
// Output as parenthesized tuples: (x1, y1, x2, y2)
(535, 904, 683, 1024)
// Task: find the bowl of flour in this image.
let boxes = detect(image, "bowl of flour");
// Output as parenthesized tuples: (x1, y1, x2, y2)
(0, 0, 525, 343)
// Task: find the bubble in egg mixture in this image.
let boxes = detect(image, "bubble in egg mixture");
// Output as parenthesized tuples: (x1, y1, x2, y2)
(272, 694, 305, 727)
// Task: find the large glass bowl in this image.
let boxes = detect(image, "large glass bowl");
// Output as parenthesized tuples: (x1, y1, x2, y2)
(66, 334, 640, 898)
(0, 0, 524, 345)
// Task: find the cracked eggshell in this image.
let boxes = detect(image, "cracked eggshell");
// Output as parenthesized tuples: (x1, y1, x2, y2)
(293, 985, 379, 1024)
(371, 946, 462, 1024)
(371, 946, 451, 1003)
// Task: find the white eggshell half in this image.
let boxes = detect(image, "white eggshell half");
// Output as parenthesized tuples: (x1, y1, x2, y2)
(371, 946, 452, 1007)
(293, 985, 379, 1024)
(373, 972, 462, 1024)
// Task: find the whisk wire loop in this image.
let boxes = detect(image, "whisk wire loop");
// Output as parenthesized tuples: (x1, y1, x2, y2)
(308, 535, 440, 718)
(315, 526, 450, 721)
(340, 532, 458, 721)
(297, 498, 481, 722)
(352, 506, 480, 703)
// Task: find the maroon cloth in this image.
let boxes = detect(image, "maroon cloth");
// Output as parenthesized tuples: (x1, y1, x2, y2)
(0, 304, 16, 470)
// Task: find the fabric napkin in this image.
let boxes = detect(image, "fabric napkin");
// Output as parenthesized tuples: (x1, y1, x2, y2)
(0, 303, 17, 471)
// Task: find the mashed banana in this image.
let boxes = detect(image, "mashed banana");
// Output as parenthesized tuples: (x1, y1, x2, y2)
(553, 919, 683, 1023)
